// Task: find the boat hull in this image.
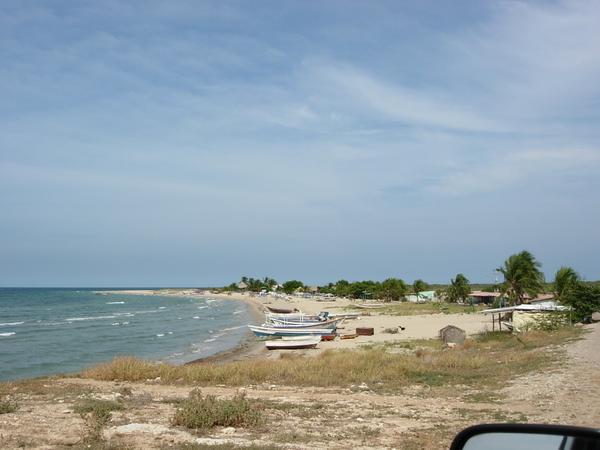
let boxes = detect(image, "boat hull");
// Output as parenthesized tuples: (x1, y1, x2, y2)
(248, 325, 336, 338)
(265, 337, 320, 350)
(264, 318, 342, 329)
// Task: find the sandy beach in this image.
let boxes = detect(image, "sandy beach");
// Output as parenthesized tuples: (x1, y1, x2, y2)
(108, 289, 490, 362)
(211, 291, 489, 350)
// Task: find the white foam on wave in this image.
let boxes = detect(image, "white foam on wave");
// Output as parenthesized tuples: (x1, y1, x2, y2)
(0, 332, 16, 337)
(0, 321, 24, 327)
(122, 321, 130, 325)
(66, 315, 116, 322)
(204, 338, 216, 343)
(40, 321, 69, 326)
(156, 333, 165, 337)
(232, 309, 244, 315)
(220, 325, 244, 332)
(158, 306, 166, 310)
(197, 306, 208, 310)
(106, 301, 125, 305)
(205, 299, 217, 304)
(193, 316, 200, 319)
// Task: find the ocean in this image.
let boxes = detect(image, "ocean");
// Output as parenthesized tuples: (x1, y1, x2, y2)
(0, 288, 251, 381)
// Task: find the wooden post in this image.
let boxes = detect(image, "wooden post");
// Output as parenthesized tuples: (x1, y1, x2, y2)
(498, 313, 502, 331)
(492, 314, 495, 331)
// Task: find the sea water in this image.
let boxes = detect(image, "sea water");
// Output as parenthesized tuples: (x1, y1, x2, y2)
(0, 288, 251, 381)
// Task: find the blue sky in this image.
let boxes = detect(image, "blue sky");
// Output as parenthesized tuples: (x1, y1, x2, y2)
(1, 1, 599, 287)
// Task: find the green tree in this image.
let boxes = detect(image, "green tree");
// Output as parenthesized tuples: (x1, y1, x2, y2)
(446, 273, 471, 303)
(263, 277, 278, 291)
(282, 280, 304, 294)
(553, 267, 580, 302)
(561, 282, 600, 322)
(412, 279, 428, 300)
(378, 278, 407, 302)
(497, 251, 544, 305)
(333, 280, 350, 298)
(348, 280, 378, 299)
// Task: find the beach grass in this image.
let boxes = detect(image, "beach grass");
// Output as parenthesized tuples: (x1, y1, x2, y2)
(369, 301, 487, 316)
(81, 327, 581, 392)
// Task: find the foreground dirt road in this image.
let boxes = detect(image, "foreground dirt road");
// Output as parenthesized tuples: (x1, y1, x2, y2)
(1, 324, 598, 449)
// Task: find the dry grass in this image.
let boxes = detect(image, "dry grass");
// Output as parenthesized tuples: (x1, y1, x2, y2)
(0, 378, 95, 399)
(82, 328, 582, 393)
(357, 301, 487, 316)
(167, 444, 282, 450)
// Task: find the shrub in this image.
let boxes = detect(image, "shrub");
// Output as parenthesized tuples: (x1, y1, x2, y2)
(562, 283, 600, 322)
(0, 399, 18, 414)
(172, 389, 263, 430)
(74, 398, 124, 443)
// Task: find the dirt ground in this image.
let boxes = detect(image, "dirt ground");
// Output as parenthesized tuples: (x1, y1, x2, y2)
(1, 323, 598, 450)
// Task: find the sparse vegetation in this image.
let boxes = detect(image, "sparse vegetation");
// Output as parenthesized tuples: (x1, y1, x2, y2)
(83, 327, 582, 392)
(167, 444, 282, 450)
(172, 389, 263, 431)
(74, 398, 125, 444)
(371, 301, 484, 316)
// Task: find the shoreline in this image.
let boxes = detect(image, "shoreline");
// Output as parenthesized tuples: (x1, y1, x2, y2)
(105, 289, 492, 358)
(186, 293, 267, 365)
(101, 289, 268, 365)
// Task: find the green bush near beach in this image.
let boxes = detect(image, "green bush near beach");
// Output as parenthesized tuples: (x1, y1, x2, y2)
(172, 389, 263, 430)
(82, 327, 581, 392)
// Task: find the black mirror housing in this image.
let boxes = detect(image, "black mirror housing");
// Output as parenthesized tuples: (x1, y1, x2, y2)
(450, 424, 600, 450)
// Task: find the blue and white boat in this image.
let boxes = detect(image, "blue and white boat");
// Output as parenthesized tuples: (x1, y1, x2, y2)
(265, 317, 342, 329)
(248, 324, 336, 338)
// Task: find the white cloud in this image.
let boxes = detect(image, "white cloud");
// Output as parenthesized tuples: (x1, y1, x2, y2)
(428, 147, 600, 196)
(304, 62, 502, 132)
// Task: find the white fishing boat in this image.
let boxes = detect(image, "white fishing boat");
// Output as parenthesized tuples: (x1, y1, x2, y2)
(248, 324, 336, 338)
(265, 317, 343, 329)
(265, 335, 321, 350)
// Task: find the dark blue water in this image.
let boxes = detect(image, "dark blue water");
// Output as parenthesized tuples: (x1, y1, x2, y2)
(0, 289, 251, 381)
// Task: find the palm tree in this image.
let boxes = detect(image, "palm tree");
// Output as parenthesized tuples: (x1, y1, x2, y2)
(447, 273, 471, 303)
(497, 251, 544, 305)
(554, 266, 580, 301)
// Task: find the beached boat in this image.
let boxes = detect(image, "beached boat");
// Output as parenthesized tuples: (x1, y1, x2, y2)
(265, 306, 299, 314)
(265, 314, 321, 324)
(248, 324, 336, 338)
(265, 311, 326, 322)
(265, 317, 343, 329)
(353, 303, 387, 309)
(265, 336, 321, 350)
(327, 312, 361, 320)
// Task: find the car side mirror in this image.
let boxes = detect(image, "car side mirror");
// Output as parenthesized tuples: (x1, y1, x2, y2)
(450, 424, 600, 450)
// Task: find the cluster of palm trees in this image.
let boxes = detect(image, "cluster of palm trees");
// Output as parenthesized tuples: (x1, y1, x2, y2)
(496, 250, 581, 306)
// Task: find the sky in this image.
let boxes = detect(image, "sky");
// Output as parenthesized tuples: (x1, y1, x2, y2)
(1, 0, 599, 287)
